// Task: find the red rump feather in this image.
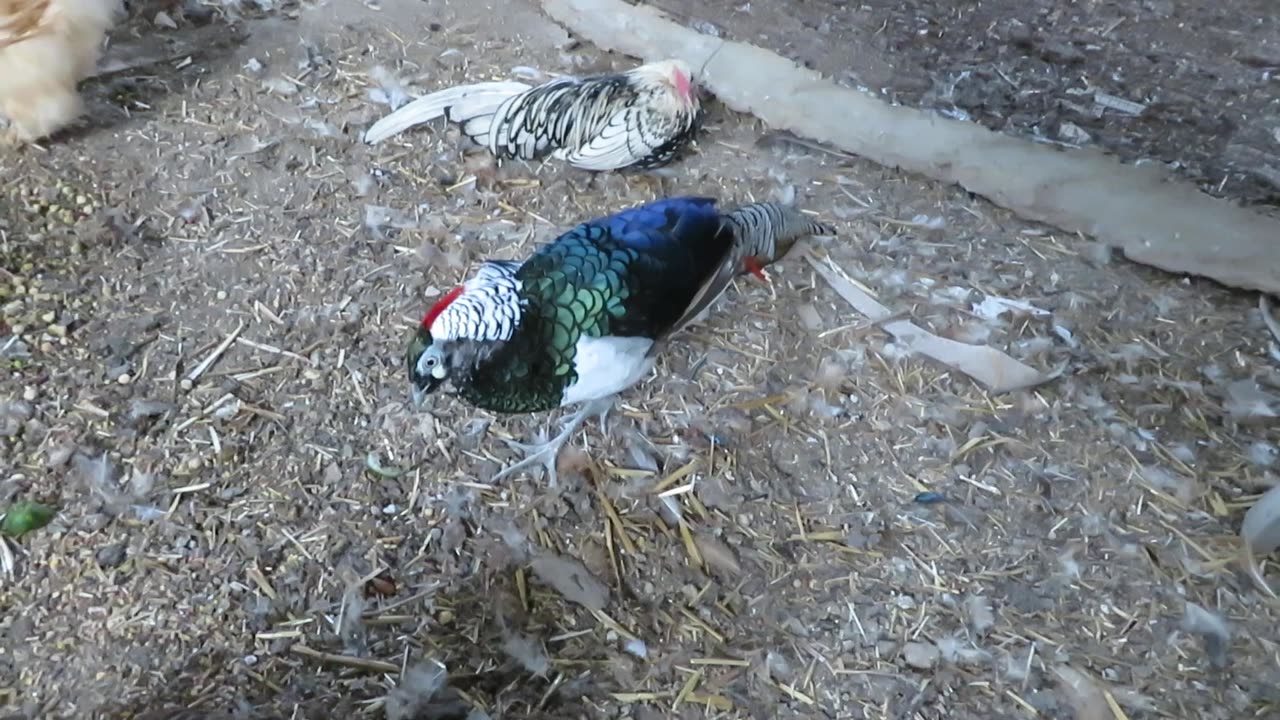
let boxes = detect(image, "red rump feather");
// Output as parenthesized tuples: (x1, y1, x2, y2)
(422, 285, 465, 330)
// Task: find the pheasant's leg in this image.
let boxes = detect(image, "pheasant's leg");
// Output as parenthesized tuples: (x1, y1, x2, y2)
(591, 399, 613, 436)
(490, 397, 616, 487)
(628, 169, 668, 197)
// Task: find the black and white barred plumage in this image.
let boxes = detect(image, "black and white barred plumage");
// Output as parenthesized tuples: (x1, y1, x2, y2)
(363, 59, 701, 172)
(724, 202, 834, 276)
(660, 202, 836, 336)
(429, 261, 522, 344)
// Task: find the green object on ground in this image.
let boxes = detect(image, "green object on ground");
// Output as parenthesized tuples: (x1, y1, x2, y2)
(1, 500, 56, 537)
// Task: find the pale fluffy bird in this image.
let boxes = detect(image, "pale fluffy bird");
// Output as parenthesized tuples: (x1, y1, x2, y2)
(364, 59, 702, 172)
(0, 0, 119, 144)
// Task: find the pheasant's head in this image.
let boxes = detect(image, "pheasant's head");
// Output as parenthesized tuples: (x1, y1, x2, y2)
(406, 326, 450, 407)
(406, 286, 464, 406)
(407, 269, 521, 407)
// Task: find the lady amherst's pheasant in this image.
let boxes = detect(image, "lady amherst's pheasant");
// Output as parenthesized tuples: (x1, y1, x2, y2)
(406, 196, 835, 485)
(363, 59, 701, 172)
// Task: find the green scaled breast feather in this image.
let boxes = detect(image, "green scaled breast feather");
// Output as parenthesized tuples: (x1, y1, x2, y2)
(517, 231, 637, 383)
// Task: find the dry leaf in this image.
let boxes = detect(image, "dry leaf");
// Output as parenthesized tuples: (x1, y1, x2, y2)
(796, 303, 824, 331)
(1051, 665, 1114, 720)
(1182, 601, 1232, 670)
(693, 532, 742, 576)
(1240, 484, 1280, 598)
(529, 553, 609, 610)
(364, 573, 398, 598)
(803, 252, 1062, 393)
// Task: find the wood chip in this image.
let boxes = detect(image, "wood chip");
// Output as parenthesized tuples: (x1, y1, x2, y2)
(1092, 91, 1147, 116)
(290, 644, 399, 674)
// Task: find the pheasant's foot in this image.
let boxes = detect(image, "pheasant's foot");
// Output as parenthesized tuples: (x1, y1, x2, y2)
(589, 396, 615, 436)
(627, 169, 669, 196)
(490, 397, 614, 487)
(490, 432, 573, 488)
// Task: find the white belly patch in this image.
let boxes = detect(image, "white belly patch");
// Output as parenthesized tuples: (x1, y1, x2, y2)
(560, 335, 656, 406)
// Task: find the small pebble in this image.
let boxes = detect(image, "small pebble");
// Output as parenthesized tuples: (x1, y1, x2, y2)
(903, 641, 940, 670)
(216, 290, 228, 300)
(153, 10, 177, 29)
(46, 446, 73, 467)
(22, 386, 37, 401)
(95, 542, 128, 569)
(116, 373, 132, 385)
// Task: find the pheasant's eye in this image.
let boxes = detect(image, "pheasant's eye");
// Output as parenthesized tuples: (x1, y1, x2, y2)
(425, 357, 437, 368)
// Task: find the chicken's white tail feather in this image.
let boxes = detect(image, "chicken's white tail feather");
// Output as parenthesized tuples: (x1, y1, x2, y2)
(363, 80, 531, 145)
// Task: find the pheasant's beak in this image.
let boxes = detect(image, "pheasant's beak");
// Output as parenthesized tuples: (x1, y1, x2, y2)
(410, 385, 426, 409)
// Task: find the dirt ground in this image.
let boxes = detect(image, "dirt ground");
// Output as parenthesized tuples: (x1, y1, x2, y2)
(661, 0, 1280, 209)
(2, 1, 1279, 719)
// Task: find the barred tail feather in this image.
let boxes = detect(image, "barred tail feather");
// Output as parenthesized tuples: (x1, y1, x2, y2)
(658, 203, 834, 343)
(363, 81, 532, 145)
(724, 202, 836, 268)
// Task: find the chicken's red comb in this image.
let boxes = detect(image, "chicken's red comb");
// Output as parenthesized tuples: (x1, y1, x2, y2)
(421, 285, 464, 331)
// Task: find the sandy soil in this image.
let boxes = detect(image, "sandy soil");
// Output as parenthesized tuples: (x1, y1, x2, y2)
(1, 1, 1278, 719)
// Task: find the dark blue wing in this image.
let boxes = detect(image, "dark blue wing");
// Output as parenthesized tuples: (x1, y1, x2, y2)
(596, 196, 720, 251)
(515, 196, 734, 341)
